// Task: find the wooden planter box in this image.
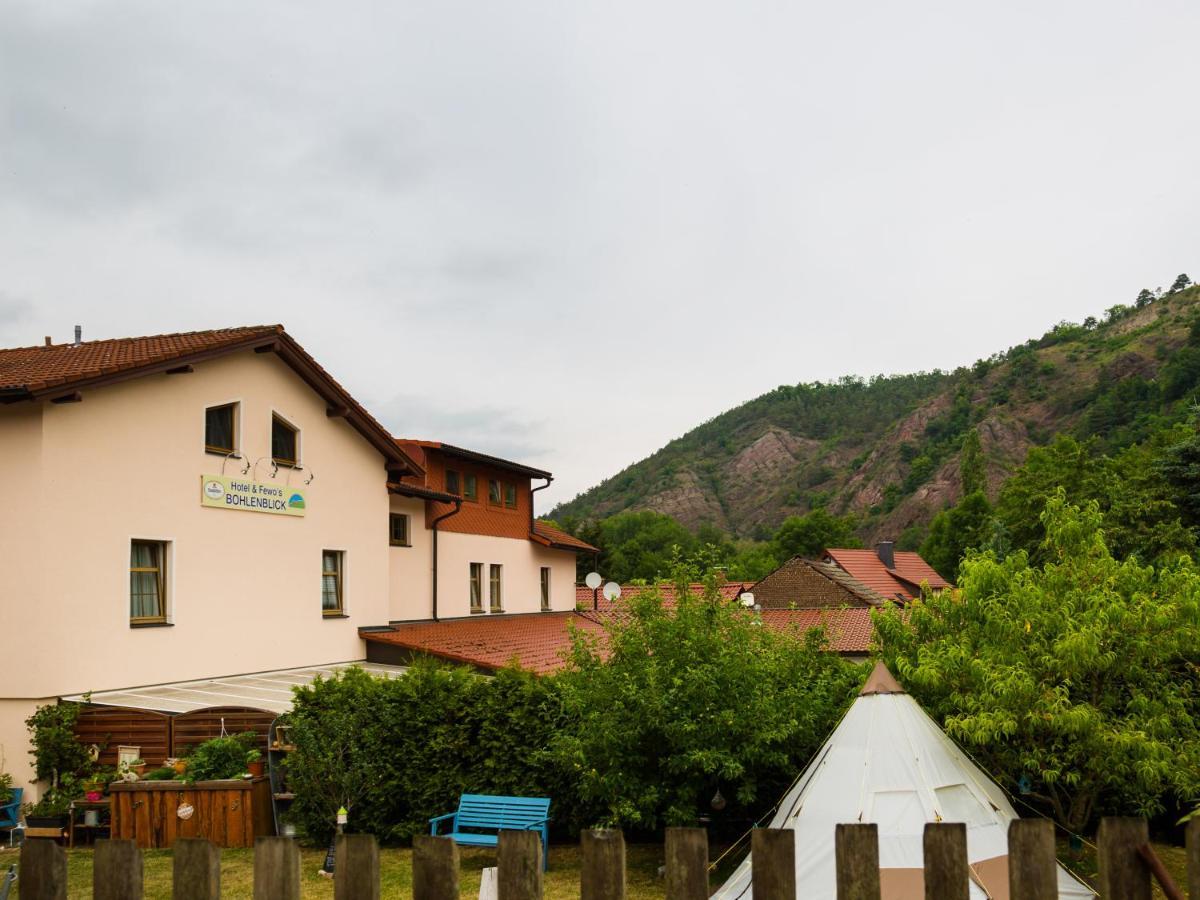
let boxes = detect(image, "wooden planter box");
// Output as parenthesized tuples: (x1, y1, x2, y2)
(108, 778, 273, 849)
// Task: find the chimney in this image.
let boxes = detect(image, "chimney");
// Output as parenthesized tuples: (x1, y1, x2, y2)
(876, 541, 895, 569)
(44, 336, 52, 347)
(73, 325, 82, 347)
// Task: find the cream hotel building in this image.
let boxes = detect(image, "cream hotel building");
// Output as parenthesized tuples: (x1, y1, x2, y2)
(0, 325, 594, 798)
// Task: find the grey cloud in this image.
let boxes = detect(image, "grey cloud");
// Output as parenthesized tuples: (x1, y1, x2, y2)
(373, 392, 548, 465)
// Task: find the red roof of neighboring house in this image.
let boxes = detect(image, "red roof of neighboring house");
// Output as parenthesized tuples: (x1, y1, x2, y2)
(532, 521, 599, 553)
(823, 548, 950, 602)
(573, 580, 752, 612)
(758, 608, 876, 654)
(362, 603, 875, 674)
(0, 325, 422, 476)
(363, 612, 606, 675)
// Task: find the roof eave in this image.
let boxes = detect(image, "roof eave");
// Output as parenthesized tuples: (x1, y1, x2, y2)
(424, 442, 553, 480)
(11, 327, 424, 479)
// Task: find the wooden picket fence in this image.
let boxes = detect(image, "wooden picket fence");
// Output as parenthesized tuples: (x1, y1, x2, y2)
(13, 815, 1200, 898)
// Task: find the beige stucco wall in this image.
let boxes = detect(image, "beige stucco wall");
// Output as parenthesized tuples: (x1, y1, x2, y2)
(432, 532, 577, 620)
(388, 494, 434, 620)
(2, 349, 391, 700)
(0, 698, 48, 800)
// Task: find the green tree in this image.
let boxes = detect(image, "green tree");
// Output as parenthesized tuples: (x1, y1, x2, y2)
(553, 573, 863, 829)
(1135, 288, 1155, 308)
(772, 509, 861, 560)
(876, 494, 1200, 833)
(594, 510, 699, 583)
(1159, 423, 1200, 529)
(919, 491, 993, 582)
(959, 427, 987, 496)
(995, 434, 1193, 563)
(1170, 273, 1192, 294)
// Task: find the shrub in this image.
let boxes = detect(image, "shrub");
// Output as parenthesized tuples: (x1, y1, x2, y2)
(25, 701, 91, 788)
(285, 663, 578, 843)
(184, 733, 258, 782)
(551, 575, 863, 830)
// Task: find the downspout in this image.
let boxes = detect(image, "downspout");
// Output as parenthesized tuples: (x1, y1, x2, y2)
(530, 476, 553, 531)
(431, 498, 463, 622)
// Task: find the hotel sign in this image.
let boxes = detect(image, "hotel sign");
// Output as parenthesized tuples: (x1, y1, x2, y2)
(200, 474, 306, 517)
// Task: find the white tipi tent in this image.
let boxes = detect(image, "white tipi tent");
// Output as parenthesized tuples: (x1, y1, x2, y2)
(713, 663, 1094, 899)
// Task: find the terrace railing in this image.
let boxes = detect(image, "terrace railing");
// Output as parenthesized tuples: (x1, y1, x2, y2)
(15, 815, 1200, 898)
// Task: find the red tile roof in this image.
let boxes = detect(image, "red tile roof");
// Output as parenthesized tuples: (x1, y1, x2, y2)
(0, 325, 422, 475)
(532, 521, 599, 553)
(0, 326, 280, 393)
(362, 603, 875, 674)
(363, 612, 605, 675)
(823, 548, 950, 602)
(747, 557, 888, 609)
(758, 608, 875, 654)
(573, 580, 752, 612)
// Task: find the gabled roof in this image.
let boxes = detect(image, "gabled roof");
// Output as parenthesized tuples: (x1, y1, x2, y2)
(0, 325, 422, 476)
(824, 548, 950, 602)
(746, 556, 889, 609)
(532, 521, 599, 553)
(395, 439, 552, 480)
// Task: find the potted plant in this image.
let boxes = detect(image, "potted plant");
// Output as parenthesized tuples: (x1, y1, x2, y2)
(245, 749, 265, 778)
(127, 759, 146, 777)
(183, 733, 259, 783)
(24, 774, 82, 830)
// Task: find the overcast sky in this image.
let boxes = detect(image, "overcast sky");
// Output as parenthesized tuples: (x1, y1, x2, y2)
(2, 1, 1198, 510)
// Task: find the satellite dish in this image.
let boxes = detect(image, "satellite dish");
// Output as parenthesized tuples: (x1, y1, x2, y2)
(602, 581, 621, 601)
(585, 572, 602, 590)
(741, 593, 755, 608)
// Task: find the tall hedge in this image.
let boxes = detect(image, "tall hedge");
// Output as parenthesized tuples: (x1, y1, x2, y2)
(284, 662, 584, 842)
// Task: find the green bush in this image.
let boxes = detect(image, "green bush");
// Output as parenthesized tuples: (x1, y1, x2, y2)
(285, 663, 579, 843)
(184, 733, 257, 782)
(552, 575, 863, 829)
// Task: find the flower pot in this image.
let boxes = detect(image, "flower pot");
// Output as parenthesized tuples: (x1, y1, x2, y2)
(85, 790, 103, 802)
(173, 759, 188, 776)
(27, 814, 68, 830)
(247, 760, 265, 778)
(131, 764, 146, 777)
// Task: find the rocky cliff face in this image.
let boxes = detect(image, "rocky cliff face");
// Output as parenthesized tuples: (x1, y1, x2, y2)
(553, 289, 1200, 541)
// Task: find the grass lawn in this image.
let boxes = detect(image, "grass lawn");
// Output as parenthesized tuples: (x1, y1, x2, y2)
(1054, 837, 1190, 900)
(4, 843, 666, 899)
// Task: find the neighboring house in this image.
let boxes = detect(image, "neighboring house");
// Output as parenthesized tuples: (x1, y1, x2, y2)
(388, 441, 597, 621)
(823, 542, 951, 603)
(0, 326, 595, 796)
(746, 557, 888, 609)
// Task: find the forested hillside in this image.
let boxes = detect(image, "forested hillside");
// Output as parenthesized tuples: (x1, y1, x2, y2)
(553, 277, 1200, 555)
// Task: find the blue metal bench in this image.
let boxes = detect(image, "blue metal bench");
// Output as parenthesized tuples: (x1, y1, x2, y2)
(0, 789, 22, 849)
(429, 794, 551, 870)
